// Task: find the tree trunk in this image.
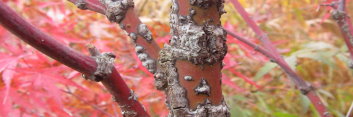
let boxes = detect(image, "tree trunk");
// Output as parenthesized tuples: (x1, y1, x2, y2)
(154, 0, 230, 116)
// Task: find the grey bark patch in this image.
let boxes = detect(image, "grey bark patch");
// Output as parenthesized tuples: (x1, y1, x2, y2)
(217, 0, 226, 15)
(194, 78, 210, 96)
(137, 24, 153, 43)
(169, 99, 230, 117)
(179, 16, 187, 22)
(184, 76, 193, 81)
(189, 8, 196, 16)
(129, 32, 138, 42)
(135, 45, 144, 53)
(112, 96, 117, 102)
(167, 84, 188, 109)
(167, 0, 227, 65)
(323, 112, 331, 117)
(167, 22, 227, 65)
(331, 10, 346, 20)
(75, 0, 87, 10)
(128, 90, 138, 101)
(138, 53, 148, 61)
(158, 47, 188, 110)
(83, 46, 115, 82)
(135, 44, 156, 74)
(190, 0, 211, 8)
(100, 0, 134, 23)
(299, 83, 314, 95)
(122, 110, 137, 117)
(119, 23, 126, 30)
(143, 59, 156, 73)
(154, 72, 167, 90)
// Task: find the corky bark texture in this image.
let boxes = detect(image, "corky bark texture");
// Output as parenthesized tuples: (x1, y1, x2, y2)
(154, 0, 230, 116)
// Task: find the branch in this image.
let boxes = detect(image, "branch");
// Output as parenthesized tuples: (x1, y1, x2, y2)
(227, 0, 332, 116)
(68, 0, 161, 74)
(329, 0, 353, 69)
(228, 0, 281, 60)
(0, 1, 149, 116)
(226, 31, 273, 59)
(227, 30, 331, 117)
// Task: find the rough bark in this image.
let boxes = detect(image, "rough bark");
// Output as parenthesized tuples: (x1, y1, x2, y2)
(68, 0, 231, 116)
(154, 0, 230, 116)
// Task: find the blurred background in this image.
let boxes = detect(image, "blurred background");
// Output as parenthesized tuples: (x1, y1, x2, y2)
(0, 0, 352, 116)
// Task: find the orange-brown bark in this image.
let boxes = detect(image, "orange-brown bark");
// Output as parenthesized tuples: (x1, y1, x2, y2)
(176, 61, 223, 109)
(155, 0, 229, 116)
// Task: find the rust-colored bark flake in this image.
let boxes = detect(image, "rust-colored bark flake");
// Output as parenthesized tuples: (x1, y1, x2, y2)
(176, 60, 223, 109)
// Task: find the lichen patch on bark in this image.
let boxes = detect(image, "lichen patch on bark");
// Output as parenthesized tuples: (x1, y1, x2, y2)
(100, 0, 134, 23)
(194, 78, 211, 96)
(135, 44, 157, 73)
(83, 46, 115, 82)
(75, 0, 88, 10)
(184, 76, 194, 81)
(137, 24, 153, 43)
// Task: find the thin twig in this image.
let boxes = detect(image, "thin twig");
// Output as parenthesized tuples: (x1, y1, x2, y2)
(227, 0, 332, 116)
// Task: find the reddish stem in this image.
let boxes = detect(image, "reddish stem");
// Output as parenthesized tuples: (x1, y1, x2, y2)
(228, 0, 280, 59)
(331, 0, 353, 68)
(226, 14, 331, 117)
(0, 1, 149, 116)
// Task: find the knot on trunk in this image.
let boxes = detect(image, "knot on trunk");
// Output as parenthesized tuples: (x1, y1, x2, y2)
(100, 0, 134, 23)
(82, 46, 115, 82)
